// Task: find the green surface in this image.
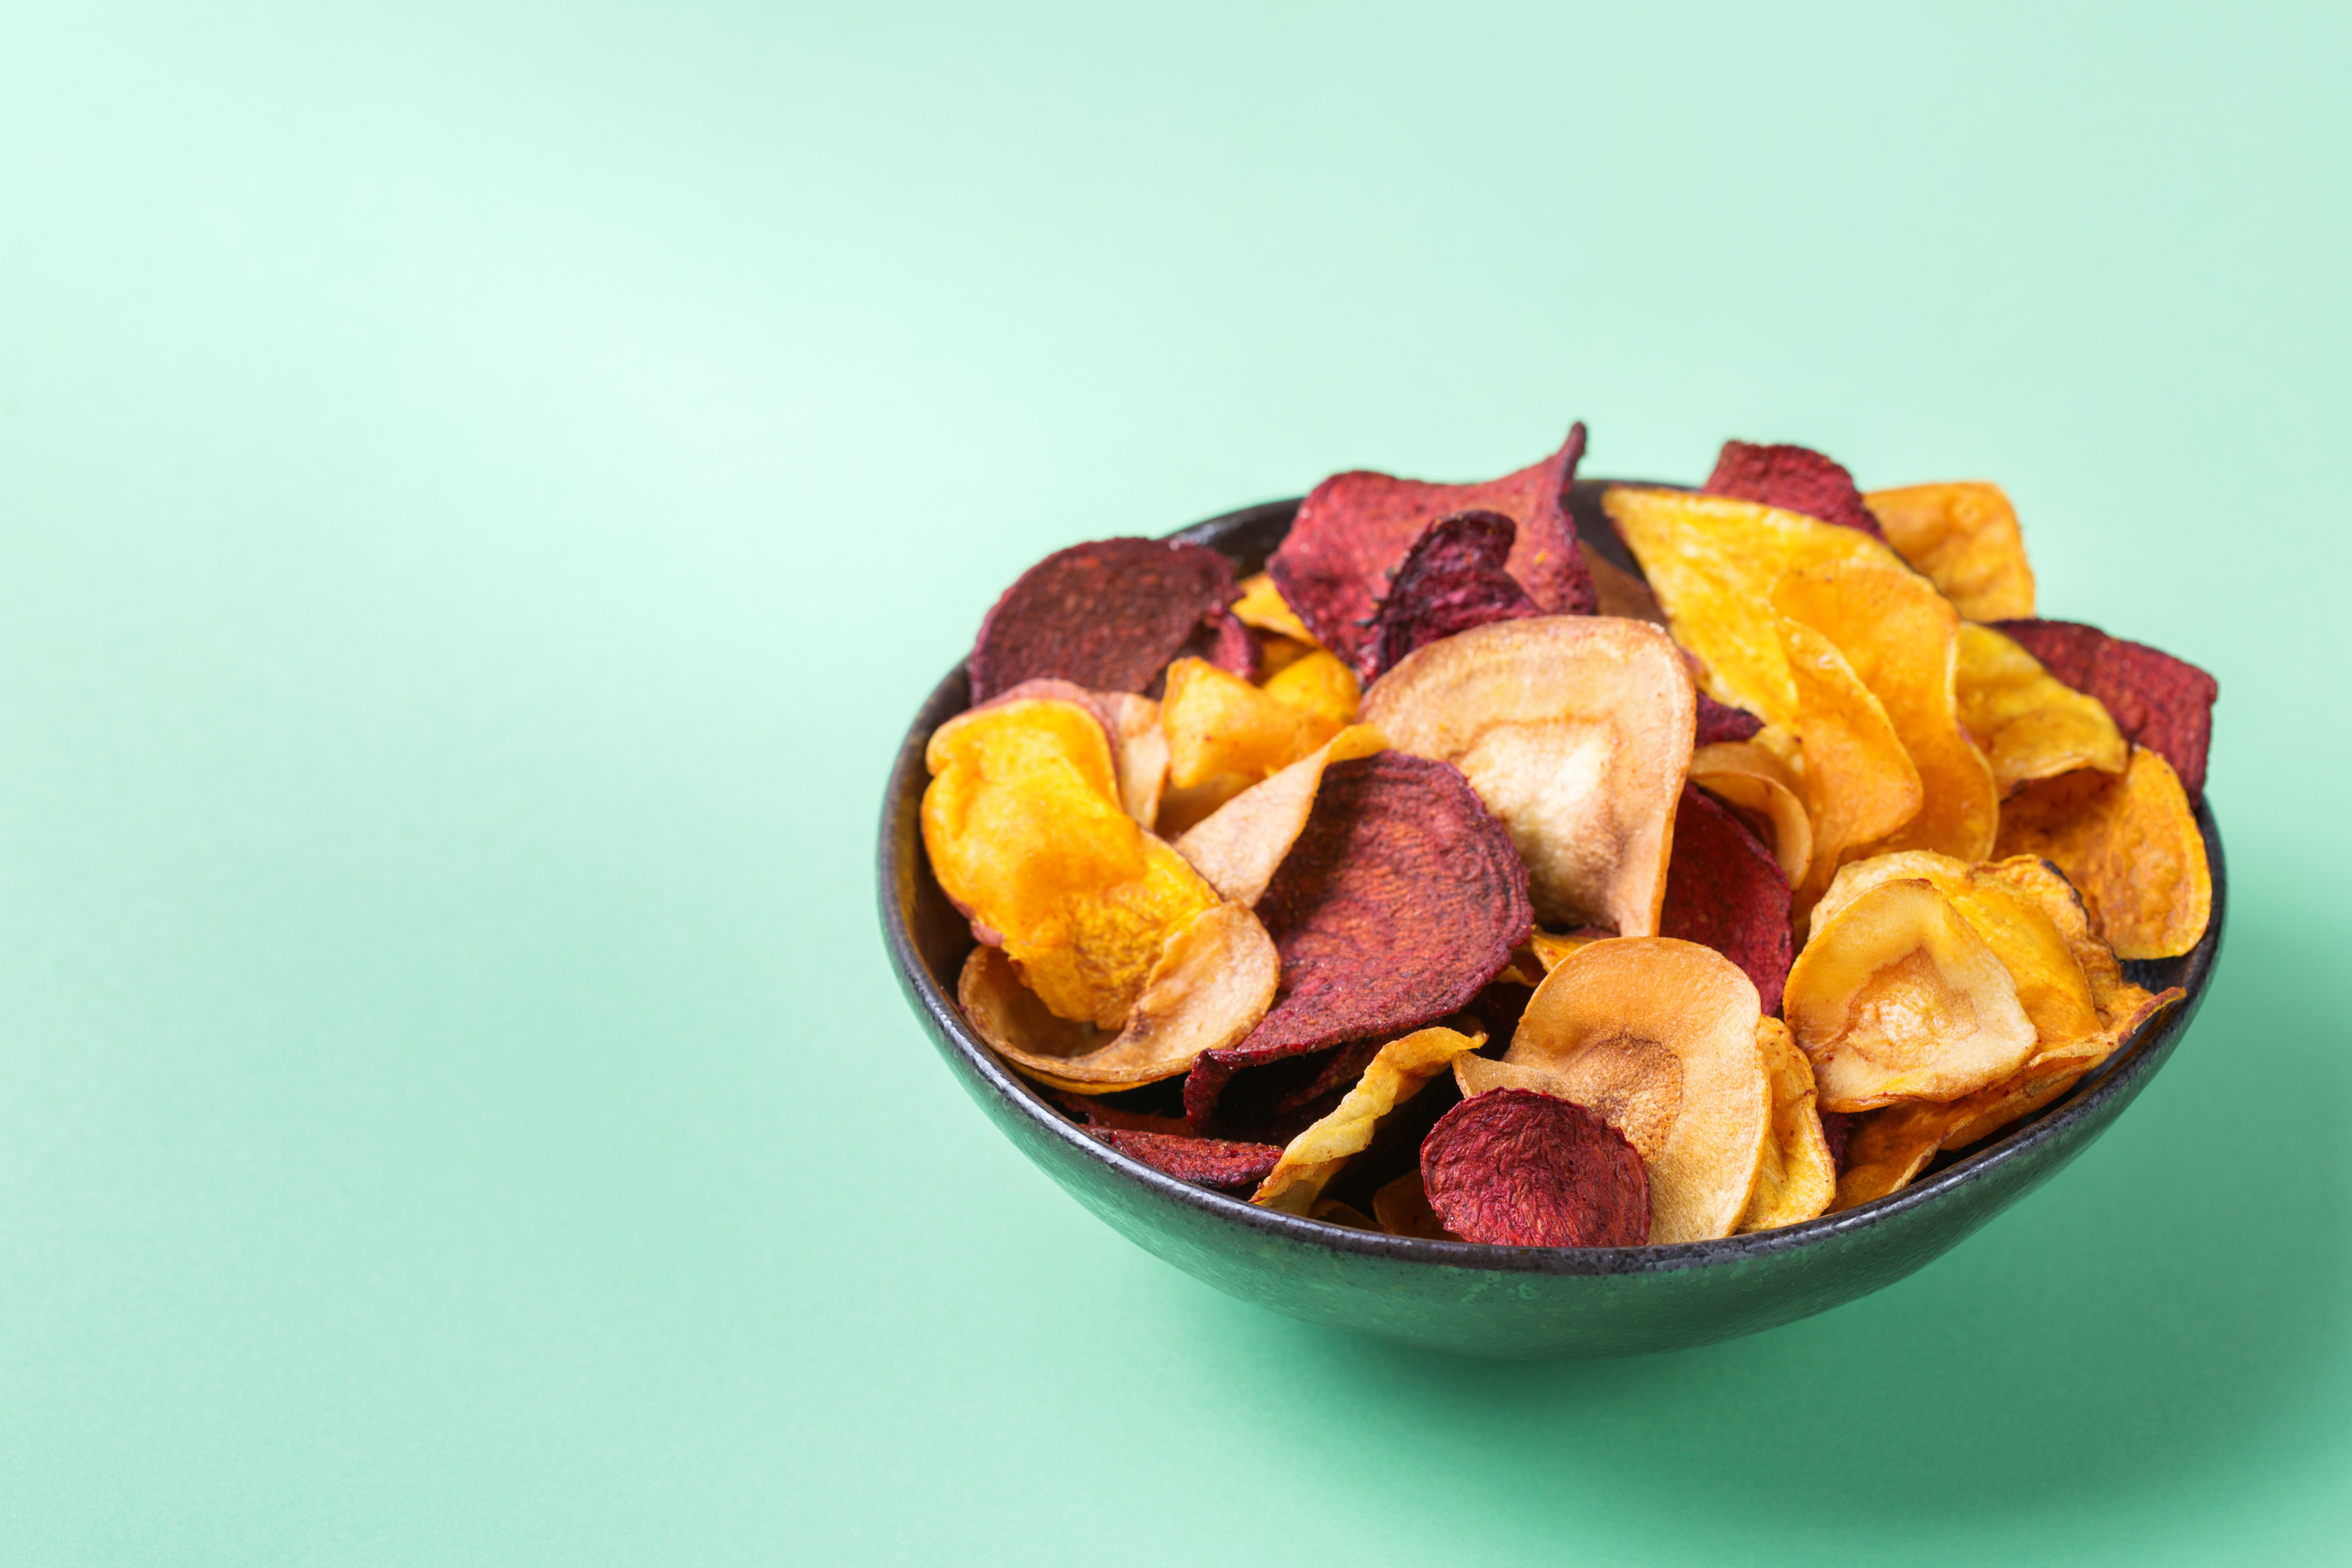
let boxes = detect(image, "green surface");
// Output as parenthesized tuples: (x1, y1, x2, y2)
(0, 2, 2341, 1562)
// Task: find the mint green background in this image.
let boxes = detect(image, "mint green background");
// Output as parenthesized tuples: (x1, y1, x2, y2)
(0, 3, 2342, 1562)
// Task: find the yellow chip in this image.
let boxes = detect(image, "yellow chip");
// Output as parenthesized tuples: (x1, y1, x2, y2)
(1160, 656, 1340, 792)
(1739, 1017, 1836, 1232)
(1251, 1025, 1485, 1214)
(1863, 481, 2037, 621)
(1259, 649, 1361, 731)
(1690, 739, 1813, 883)
(1230, 571, 1317, 644)
(1994, 747, 2212, 959)
(1774, 613, 1922, 907)
(1954, 622, 2127, 796)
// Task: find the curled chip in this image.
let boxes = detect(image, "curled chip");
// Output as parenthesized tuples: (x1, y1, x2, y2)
(1371, 1170, 1455, 1239)
(971, 678, 1172, 827)
(1230, 572, 1317, 644)
(1260, 649, 1361, 732)
(1773, 561, 1999, 866)
(1775, 611, 1924, 906)
(1864, 481, 2036, 621)
(1784, 877, 2037, 1112)
(925, 696, 1221, 1025)
(1183, 751, 1533, 1129)
(1252, 1025, 1484, 1214)
(1696, 693, 1765, 746)
(1083, 1127, 1282, 1194)
(1606, 487, 1912, 725)
(1361, 617, 1694, 933)
(1690, 740, 1812, 883)
(968, 537, 1239, 702)
(1739, 1018, 1837, 1232)
(1172, 724, 1387, 907)
(1659, 784, 1793, 1015)
(1994, 746, 2212, 959)
(1991, 619, 2219, 799)
(1361, 511, 1542, 681)
(958, 900, 1279, 1091)
(1704, 439, 1886, 538)
(1421, 1090, 1651, 1248)
(1955, 623, 2127, 796)
(1269, 423, 1596, 669)
(1161, 656, 1343, 792)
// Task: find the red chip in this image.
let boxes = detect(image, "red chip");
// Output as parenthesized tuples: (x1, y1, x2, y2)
(1268, 423, 1596, 670)
(1183, 752, 1533, 1130)
(1703, 440, 1885, 539)
(1362, 510, 1543, 681)
(1695, 692, 1764, 746)
(968, 537, 1239, 702)
(1082, 1127, 1283, 1193)
(1420, 1089, 1650, 1246)
(1659, 783, 1793, 1014)
(1049, 1090, 1189, 1137)
(1819, 1109, 1856, 1174)
(1989, 618, 2218, 798)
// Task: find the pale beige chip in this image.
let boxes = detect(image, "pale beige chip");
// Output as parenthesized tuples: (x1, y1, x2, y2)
(1863, 481, 2036, 622)
(1739, 1017, 1836, 1232)
(1690, 739, 1813, 883)
(1954, 622, 2126, 796)
(1252, 1025, 1484, 1214)
(1172, 724, 1387, 906)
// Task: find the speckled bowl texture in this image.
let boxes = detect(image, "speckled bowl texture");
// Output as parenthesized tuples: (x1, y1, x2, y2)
(877, 488, 2225, 1359)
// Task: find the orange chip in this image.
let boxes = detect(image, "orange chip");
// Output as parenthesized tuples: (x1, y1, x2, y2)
(1773, 561, 1999, 867)
(925, 697, 1223, 1026)
(1739, 1017, 1836, 1232)
(1231, 571, 1317, 644)
(1955, 622, 2127, 796)
(1172, 724, 1387, 907)
(1251, 1025, 1484, 1213)
(1689, 739, 1813, 883)
(958, 902, 1280, 1091)
(1605, 487, 1918, 726)
(1994, 747, 2212, 959)
(1370, 1170, 1454, 1238)
(1259, 649, 1361, 732)
(1773, 614, 1922, 906)
(1863, 481, 2036, 622)
(1161, 656, 1343, 792)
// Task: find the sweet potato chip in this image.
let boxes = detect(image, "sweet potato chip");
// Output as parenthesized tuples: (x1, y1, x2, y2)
(1864, 481, 2035, 621)
(1361, 511, 1543, 681)
(1739, 1017, 1836, 1232)
(968, 537, 1239, 702)
(1184, 751, 1533, 1129)
(1773, 561, 1999, 866)
(1955, 622, 2128, 796)
(1689, 740, 1813, 884)
(958, 899, 1279, 1091)
(1659, 784, 1793, 1015)
(1361, 616, 1694, 932)
(1830, 1112, 1942, 1211)
(1253, 1025, 1484, 1214)
(1784, 877, 2037, 1112)
(1083, 1126, 1282, 1193)
(1704, 440, 1885, 538)
(1371, 1170, 1454, 1239)
(1992, 619, 2219, 799)
(1269, 424, 1596, 669)
(1160, 655, 1343, 792)
(1260, 650, 1361, 732)
(925, 697, 1221, 1025)
(1500, 938, 1771, 1244)
(1420, 1089, 1651, 1247)
(1231, 571, 1316, 645)
(1172, 724, 1387, 907)
(1606, 487, 1912, 725)
(1994, 746, 2212, 959)
(1775, 613, 1923, 904)
(967, 678, 1172, 828)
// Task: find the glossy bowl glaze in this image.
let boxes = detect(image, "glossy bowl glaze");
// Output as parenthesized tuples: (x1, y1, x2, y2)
(877, 488, 2225, 1358)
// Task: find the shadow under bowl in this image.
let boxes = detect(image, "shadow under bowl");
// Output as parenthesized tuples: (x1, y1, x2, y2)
(876, 488, 2226, 1359)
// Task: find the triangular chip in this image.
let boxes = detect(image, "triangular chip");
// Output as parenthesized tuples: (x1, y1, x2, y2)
(1704, 440, 1885, 538)
(1172, 724, 1387, 906)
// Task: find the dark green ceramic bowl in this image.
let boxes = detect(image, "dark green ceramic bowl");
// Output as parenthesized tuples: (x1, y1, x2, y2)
(877, 488, 2225, 1359)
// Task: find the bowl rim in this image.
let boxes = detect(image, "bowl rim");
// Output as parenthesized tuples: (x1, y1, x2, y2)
(877, 494, 2227, 1277)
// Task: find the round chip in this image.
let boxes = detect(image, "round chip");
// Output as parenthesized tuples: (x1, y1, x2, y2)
(968, 537, 1238, 702)
(1420, 1089, 1650, 1248)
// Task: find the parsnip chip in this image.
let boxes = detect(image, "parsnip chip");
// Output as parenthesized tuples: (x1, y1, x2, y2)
(1605, 487, 1914, 725)
(1994, 747, 2212, 959)
(958, 900, 1279, 1091)
(1863, 481, 2036, 621)
(1160, 655, 1341, 792)
(1784, 877, 2036, 1112)
(1830, 1111, 1944, 1211)
(1501, 938, 1771, 1244)
(1231, 571, 1316, 644)
(1955, 622, 2127, 796)
(1690, 739, 1813, 883)
(1775, 615, 1923, 904)
(1361, 616, 1695, 932)
(925, 697, 1221, 1025)
(1739, 1017, 1837, 1232)
(1172, 724, 1387, 906)
(1259, 650, 1361, 731)
(1252, 1025, 1485, 1214)
(1773, 561, 1999, 866)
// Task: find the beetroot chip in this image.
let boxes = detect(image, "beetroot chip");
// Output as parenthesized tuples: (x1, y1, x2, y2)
(1362, 510, 1543, 681)
(1703, 440, 1885, 539)
(1659, 783, 1793, 1014)
(1820, 1110, 1856, 1174)
(1183, 752, 1532, 1130)
(969, 537, 1239, 702)
(1050, 1090, 1190, 1138)
(1269, 423, 1596, 670)
(1420, 1089, 1650, 1247)
(1990, 618, 2218, 798)
(1083, 1126, 1282, 1193)
(1209, 1038, 1386, 1146)
(1695, 692, 1764, 746)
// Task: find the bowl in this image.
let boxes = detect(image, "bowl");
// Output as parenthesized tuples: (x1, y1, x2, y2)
(876, 486, 2225, 1359)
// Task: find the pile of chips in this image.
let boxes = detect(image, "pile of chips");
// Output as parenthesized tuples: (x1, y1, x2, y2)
(921, 426, 2216, 1245)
